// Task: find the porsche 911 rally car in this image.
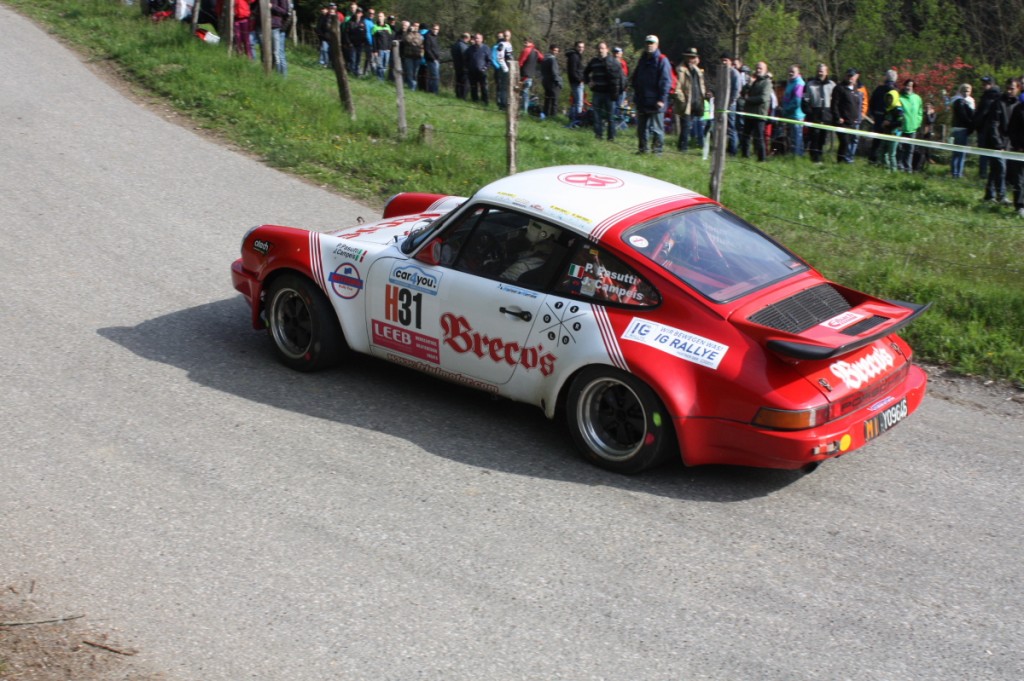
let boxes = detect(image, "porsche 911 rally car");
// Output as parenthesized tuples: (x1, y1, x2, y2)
(231, 165, 928, 473)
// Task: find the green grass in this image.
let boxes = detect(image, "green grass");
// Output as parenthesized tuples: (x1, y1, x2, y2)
(10, 0, 1024, 382)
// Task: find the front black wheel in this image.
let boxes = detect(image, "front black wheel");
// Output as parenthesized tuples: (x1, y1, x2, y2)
(265, 274, 346, 372)
(566, 367, 675, 474)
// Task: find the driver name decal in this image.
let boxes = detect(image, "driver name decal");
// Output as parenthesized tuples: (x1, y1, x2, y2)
(621, 318, 729, 370)
(440, 313, 556, 376)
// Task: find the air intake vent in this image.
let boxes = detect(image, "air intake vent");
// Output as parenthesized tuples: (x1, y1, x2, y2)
(841, 315, 888, 336)
(749, 284, 851, 333)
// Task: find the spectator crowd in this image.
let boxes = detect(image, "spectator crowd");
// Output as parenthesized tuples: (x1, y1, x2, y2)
(170, 0, 1024, 219)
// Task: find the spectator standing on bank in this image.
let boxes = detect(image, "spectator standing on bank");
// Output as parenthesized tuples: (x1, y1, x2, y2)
(832, 68, 862, 163)
(252, 0, 289, 75)
(567, 42, 586, 123)
(1005, 79, 1024, 217)
(519, 38, 543, 113)
(949, 83, 975, 178)
(671, 47, 706, 153)
(868, 69, 898, 163)
(880, 86, 903, 171)
(451, 33, 471, 99)
(978, 78, 1016, 203)
(802, 63, 835, 163)
(344, 8, 368, 76)
(739, 61, 772, 161)
(781, 64, 805, 156)
(897, 79, 923, 171)
(976, 76, 1000, 181)
(400, 21, 424, 90)
(541, 44, 562, 119)
(372, 15, 393, 80)
(466, 33, 490, 105)
(631, 35, 672, 155)
(423, 24, 442, 93)
(584, 42, 625, 141)
(315, 4, 334, 67)
(613, 46, 629, 109)
(718, 54, 741, 154)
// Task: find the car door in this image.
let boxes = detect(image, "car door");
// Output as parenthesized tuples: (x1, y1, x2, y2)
(364, 205, 572, 387)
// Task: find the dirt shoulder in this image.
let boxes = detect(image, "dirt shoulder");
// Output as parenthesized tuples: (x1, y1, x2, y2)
(0, 584, 164, 681)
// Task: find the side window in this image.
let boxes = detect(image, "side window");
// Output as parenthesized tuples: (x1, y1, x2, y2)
(554, 243, 661, 307)
(445, 207, 573, 288)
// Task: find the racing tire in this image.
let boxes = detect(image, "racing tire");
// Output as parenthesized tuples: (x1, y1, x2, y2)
(566, 367, 675, 474)
(265, 274, 346, 372)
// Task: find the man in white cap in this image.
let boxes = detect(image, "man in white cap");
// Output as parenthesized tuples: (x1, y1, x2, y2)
(631, 34, 673, 154)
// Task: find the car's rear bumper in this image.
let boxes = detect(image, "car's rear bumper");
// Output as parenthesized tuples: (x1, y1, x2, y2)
(678, 364, 928, 469)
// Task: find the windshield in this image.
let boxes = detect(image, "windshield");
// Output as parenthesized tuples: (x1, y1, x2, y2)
(623, 206, 807, 302)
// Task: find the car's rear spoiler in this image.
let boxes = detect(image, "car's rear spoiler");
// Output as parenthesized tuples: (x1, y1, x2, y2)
(766, 301, 931, 361)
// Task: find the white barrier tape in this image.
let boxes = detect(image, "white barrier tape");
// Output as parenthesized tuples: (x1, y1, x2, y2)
(732, 111, 1024, 162)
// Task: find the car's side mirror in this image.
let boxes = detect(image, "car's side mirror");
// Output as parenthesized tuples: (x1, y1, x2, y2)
(414, 238, 444, 266)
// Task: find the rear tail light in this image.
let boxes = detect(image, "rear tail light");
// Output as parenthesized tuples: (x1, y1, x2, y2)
(752, 405, 832, 430)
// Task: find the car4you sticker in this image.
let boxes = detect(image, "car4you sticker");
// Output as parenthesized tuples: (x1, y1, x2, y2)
(621, 318, 729, 369)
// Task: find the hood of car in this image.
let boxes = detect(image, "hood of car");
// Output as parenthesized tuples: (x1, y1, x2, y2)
(324, 213, 441, 246)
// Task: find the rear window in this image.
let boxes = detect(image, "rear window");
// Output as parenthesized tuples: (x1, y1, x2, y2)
(623, 206, 807, 302)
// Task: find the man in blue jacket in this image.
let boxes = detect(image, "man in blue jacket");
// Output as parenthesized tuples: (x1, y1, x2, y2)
(632, 35, 672, 154)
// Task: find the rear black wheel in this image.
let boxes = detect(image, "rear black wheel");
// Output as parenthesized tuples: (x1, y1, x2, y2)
(265, 274, 346, 372)
(566, 367, 675, 474)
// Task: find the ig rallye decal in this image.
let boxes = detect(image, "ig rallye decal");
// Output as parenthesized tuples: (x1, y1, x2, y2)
(329, 263, 363, 299)
(621, 318, 728, 370)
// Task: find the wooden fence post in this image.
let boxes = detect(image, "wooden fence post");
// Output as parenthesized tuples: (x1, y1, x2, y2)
(507, 61, 518, 175)
(393, 44, 407, 140)
(327, 14, 356, 120)
(259, 0, 272, 75)
(709, 63, 729, 201)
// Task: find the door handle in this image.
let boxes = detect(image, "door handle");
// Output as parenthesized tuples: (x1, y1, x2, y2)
(499, 307, 532, 322)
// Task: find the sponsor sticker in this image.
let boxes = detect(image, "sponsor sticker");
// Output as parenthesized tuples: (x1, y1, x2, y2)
(629, 235, 649, 248)
(332, 243, 368, 262)
(621, 318, 729, 370)
(830, 346, 895, 389)
(329, 263, 363, 299)
(557, 171, 625, 189)
(252, 239, 272, 255)
(372, 320, 440, 363)
(440, 312, 557, 376)
(498, 283, 540, 299)
(389, 263, 442, 296)
(820, 311, 865, 331)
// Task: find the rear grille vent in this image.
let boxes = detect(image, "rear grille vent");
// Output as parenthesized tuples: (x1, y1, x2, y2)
(841, 315, 888, 336)
(749, 284, 851, 333)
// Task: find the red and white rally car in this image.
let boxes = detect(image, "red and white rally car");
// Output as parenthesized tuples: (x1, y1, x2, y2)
(231, 165, 928, 473)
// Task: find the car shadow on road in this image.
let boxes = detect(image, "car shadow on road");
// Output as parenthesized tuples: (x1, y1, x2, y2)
(98, 298, 808, 502)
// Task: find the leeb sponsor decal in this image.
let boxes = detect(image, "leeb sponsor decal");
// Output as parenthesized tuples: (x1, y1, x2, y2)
(372, 319, 440, 363)
(621, 318, 729, 370)
(389, 264, 441, 296)
(829, 346, 895, 389)
(329, 263, 363, 299)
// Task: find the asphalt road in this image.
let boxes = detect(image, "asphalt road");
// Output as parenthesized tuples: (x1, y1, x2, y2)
(2, 6, 1022, 680)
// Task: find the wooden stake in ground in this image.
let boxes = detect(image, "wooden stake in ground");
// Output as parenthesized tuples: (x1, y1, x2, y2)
(393, 43, 407, 139)
(709, 62, 729, 202)
(327, 14, 356, 121)
(259, 0, 272, 75)
(507, 62, 519, 176)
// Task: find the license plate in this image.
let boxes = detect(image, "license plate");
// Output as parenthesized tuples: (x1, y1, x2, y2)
(864, 398, 908, 441)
